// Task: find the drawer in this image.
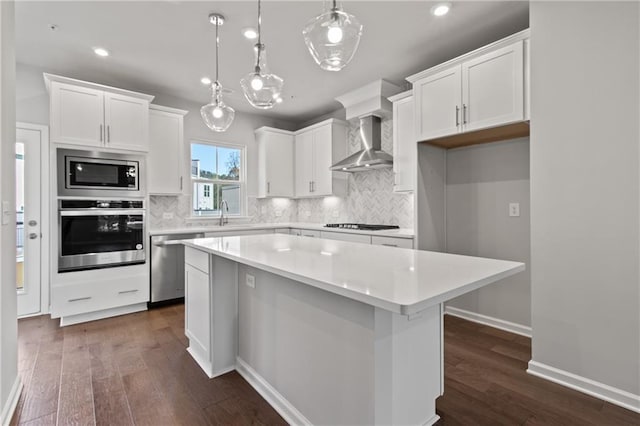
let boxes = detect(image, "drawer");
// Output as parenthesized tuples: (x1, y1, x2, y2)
(290, 229, 302, 236)
(320, 231, 371, 244)
(185, 246, 209, 273)
(51, 272, 149, 318)
(299, 229, 321, 238)
(274, 228, 290, 235)
(371, 235, 414, 249)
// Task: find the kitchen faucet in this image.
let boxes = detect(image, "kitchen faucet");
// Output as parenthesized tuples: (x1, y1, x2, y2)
(219, 199, 229, 226)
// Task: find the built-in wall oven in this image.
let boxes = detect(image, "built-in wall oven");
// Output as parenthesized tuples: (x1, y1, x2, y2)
(58, 200, 146, 272)
(57, 148, 144, 198)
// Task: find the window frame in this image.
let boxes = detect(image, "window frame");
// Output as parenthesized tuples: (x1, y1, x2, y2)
(189, 139, 247, 218)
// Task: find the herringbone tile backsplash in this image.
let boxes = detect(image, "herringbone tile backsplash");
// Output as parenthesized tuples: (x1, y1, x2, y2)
(149, 117, 414, 230)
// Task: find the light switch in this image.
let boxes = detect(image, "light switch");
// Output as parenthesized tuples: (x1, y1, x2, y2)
(509, 203, 520, 217)
(1, 201, 10, 225)
(246, 273, 256, 289)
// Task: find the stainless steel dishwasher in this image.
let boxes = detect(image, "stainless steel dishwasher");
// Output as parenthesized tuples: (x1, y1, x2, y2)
(150, 232, 204, 305)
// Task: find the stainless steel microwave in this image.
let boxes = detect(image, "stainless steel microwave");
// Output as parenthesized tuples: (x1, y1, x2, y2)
(57, 148, 145, 198)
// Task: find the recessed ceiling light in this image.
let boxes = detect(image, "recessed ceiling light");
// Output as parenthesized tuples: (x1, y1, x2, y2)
(201, 77, 212, 85)
(431, 2, 451, 17)
(242, 27, 258, 40)
(93, 47, 109, 57)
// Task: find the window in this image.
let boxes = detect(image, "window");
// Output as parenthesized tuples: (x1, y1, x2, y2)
(191, 141, 244, 217)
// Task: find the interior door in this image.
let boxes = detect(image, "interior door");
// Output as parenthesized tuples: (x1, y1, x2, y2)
(16, 127, 42, 316)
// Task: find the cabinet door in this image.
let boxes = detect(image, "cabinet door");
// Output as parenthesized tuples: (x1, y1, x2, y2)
(148, 109, 184, 194)
(295, 130, 314, 197)
(104, 93, 149, 152)
(50, 82, 104, 146)
(185, 263, 211, 361)
(257, 130, 294, 197)
(462, 41, 524, 132)
(320, 231, 371, 244)
(414, 66, 461, 141)
(312, 124, 333, 196)
(393, 96, 415, 193)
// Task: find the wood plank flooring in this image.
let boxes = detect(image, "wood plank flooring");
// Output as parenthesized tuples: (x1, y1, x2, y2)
(10, 306, 640, 425)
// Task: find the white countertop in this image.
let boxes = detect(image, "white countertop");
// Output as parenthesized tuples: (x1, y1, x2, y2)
(182, 234, 524, 315)
(149, 222, 414, 239)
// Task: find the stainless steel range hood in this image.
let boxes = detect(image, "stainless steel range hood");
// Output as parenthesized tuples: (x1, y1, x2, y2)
(330, 115, 393, 172)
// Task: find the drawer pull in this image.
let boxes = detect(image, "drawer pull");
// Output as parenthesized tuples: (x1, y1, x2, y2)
(382, 243, 398, 247)
(118, 289, 139, 295)
(68, 296, 91, 302)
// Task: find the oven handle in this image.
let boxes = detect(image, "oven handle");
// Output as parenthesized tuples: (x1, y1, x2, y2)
(126, 221, 144, 229)
(59, 210, 145, 217)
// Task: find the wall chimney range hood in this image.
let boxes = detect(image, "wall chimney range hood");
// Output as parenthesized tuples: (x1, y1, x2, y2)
(330, 115, 392, 172)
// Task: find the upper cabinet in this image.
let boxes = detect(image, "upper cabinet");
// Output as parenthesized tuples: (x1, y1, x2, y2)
(148, 105, 188, 195)
(45, 73, 154, 152)
(255, 127, 295, 198)
(407, 30, 529, 149)
(389, 91, 415, 193)
(294, 119, 348, 198)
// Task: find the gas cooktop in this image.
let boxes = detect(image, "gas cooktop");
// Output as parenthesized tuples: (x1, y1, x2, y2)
(324, 223, 400, 231)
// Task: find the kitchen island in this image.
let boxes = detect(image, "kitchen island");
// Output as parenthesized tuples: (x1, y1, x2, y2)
(182, 234, 524, 425)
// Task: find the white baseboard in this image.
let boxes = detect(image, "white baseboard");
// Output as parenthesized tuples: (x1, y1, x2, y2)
(59, 303, 147, 326)
(236, 357, 312, 425)
(444, 305, 532, 338)
(527, 361, 640, 414)
(1, 376, 23, 426)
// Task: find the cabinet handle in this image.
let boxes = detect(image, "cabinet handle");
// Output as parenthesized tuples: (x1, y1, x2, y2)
(267, 182, 270, 194)
(68, 296, 91, 302)
(381, 243, 398, 247)
(99, 124, 103, 142)
(180, 177, 183, 190)
(455, 106, 460, 126)
(309, 181, 312, 193)
(463, 104, 467, 124)
(107, 125, 110, 143)
(118, 289, 139, 295)
(312, 181, 315, 192)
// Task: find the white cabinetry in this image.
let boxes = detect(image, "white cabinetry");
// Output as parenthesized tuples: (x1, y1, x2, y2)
(148, 105, 188, 195)
(46, 74, 153, 151)
(320, 231, 371, 244)
(389, 91, 415, 192)
(294, 119, 348, 198)
(255, 127, 295, 198)
(408, 31, 528, 145)
(185, 247, 237, 378)
(371, 235, 414, 249)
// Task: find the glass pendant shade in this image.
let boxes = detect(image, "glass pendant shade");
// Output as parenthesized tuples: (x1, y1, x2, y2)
(302, 2, 363, 71)
(240, 43, 284, 109)
(201, 83, 235, 132)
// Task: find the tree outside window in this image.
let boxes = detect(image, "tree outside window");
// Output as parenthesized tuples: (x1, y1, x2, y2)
(191, 142, 244, 216)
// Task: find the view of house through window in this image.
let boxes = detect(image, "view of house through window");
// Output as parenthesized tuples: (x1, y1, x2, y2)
(191, 142, 243, 216)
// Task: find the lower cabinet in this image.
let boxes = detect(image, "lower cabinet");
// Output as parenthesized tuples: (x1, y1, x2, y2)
(320, 231, 371, 244)
(371, 235, 414, 249)
(184, 247, 237, 378)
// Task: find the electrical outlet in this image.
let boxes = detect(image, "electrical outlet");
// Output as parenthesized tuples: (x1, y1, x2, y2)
(246, 273, 256, 289)
(305, 210, 311, 217)
(509, 203, 520, 217)
(332, 210, 339, 218)
(162, 212, 174, 220)
(261, 206, 267, 214)
(275, 210, 282, 217)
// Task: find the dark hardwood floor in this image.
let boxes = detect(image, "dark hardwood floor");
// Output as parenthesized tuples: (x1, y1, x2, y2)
(10, 306, 640, 425)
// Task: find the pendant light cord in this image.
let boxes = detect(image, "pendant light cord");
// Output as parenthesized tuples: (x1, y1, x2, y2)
(255, 0, 262, 71)
(215, 19, 220, 86)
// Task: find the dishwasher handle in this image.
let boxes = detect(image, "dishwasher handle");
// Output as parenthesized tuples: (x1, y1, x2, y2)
(152, 234, 205, 247)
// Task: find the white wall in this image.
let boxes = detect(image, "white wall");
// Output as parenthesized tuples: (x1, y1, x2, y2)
(445, 138, 531, 327)
(0, 1, 19, 423)
(530, 0, 640, 400)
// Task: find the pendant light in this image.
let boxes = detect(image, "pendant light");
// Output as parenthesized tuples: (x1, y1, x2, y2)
(201, 13, 235, 132)
(302, 0, 363, 72)
(240, 0, 284, 109)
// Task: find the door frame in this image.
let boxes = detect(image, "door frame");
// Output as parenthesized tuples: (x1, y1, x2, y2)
(16, 122, 49, 316)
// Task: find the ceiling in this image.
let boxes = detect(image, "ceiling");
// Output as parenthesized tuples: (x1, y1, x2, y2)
(15, 1, 529, 125)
